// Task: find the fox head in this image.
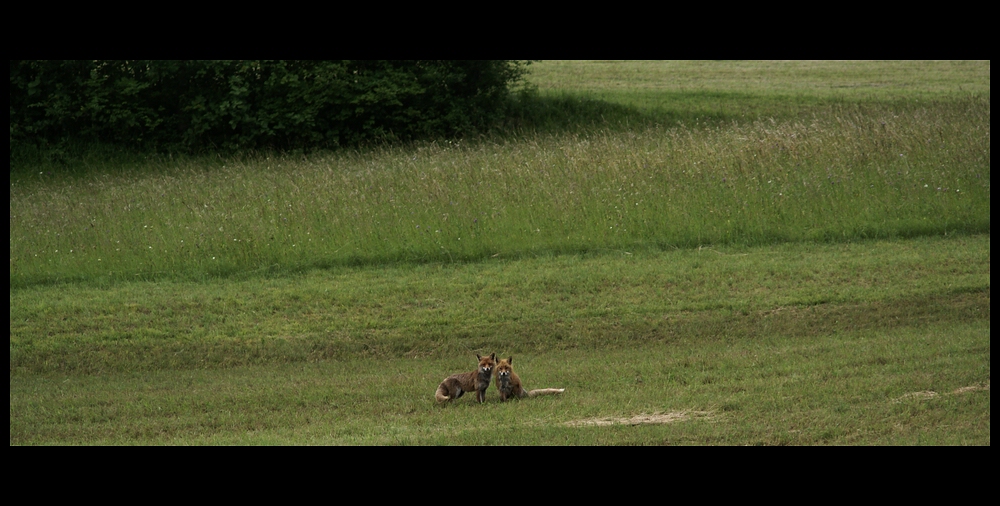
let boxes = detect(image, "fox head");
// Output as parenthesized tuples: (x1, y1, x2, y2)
(495, 356, 513, 379)
(476, 353, 496, 375)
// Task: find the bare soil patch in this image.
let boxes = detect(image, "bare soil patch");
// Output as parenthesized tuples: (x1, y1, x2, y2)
(952, 382, 990, 395)
(893, 383, 989, 403)
(894, 391, 939, 402)
(564, 410, 712, 427)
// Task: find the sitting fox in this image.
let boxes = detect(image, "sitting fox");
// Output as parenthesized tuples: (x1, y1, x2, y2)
(435, 353, 496, 403)
(494, 356, 565, 401)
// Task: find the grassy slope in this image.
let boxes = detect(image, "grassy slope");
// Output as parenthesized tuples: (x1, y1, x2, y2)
(10, 234, 990, 373)
(10, 62, 990, 288)
(517, 60, 990, 128)
(10, 235, 990, 444)
(10, 61, 990, 445)
(9, 320, 991, 445)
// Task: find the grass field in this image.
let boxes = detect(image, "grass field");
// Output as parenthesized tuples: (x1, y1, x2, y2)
(9, 61, 990, 445)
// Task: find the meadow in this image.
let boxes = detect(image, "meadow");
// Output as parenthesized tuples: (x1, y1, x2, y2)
(9, 61, 990, 445)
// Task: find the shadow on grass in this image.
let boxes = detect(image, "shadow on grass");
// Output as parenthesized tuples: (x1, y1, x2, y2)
(12, 222, 991, 292)
(9, 89, 847, 176)
(500, 89, 861, 135)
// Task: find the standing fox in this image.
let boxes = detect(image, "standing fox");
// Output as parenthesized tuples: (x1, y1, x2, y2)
(494, 356, 565, 401)
(435, 353, 496, 403)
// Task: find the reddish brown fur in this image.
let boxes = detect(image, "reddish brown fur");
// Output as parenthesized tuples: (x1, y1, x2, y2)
(435, 353, 496, 403)
(494, 356, 565, 401)
(494, 357, 526, 401)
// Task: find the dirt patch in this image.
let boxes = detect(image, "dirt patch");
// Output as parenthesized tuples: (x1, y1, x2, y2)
(894, 391, 939, 402)
(952, 382, 990, 395)
(564, 410, 712, 427)
(893, 383, 989, 403)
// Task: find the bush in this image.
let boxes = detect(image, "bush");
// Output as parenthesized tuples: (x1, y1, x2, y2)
(10, 60, 529, 154)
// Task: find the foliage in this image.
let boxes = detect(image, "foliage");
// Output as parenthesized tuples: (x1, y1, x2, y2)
(9, 60, 530, 154)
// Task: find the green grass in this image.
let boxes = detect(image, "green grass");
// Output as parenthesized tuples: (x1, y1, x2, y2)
(10, 234, 990, 374)
(511, 60, 990, 129)
(10, 61, 990, 444)
(527, 61, 989, 97)
(10, 303, 990, 445)
(10, 235, 990, 444)
(10, 96, 990, 288)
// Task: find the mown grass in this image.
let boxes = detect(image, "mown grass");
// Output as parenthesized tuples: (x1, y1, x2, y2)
(10, 234, 990, 444)
(10, 61, 990, 444)
(512, 60, 990, 130)
(10, 234, 990, 374)
(526, 61, 989, 98)
(11, 308, 989, 445)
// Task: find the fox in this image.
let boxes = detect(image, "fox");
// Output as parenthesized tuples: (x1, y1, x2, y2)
(435, 353, 496, 403)
(494, 356, 565, 401)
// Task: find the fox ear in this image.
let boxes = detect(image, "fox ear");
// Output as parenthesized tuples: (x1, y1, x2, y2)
(477, 354, 482, 360)
(508, 356, 513, 364)
(490, 353, 496, 361)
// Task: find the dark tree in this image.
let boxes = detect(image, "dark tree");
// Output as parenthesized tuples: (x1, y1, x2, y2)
(10, 60, 530, 153)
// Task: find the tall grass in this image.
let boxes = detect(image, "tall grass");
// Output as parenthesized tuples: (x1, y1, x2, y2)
(9, 97, 989, 288)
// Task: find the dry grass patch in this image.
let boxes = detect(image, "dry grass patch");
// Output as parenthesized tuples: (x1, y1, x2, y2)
(893, 382, 989, 403)
(894, 391, 939, 402)
(952, 383, 990, 395)
(564, 410, 713, 427)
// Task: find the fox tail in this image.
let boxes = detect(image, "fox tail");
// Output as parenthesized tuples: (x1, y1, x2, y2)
(435, 386, 451, 403)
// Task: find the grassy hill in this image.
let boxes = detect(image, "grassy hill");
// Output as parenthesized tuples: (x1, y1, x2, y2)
(10, 61, 990, 445)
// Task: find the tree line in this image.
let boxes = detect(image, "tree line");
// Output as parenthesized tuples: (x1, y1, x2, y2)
(10, 60, 530, 154)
